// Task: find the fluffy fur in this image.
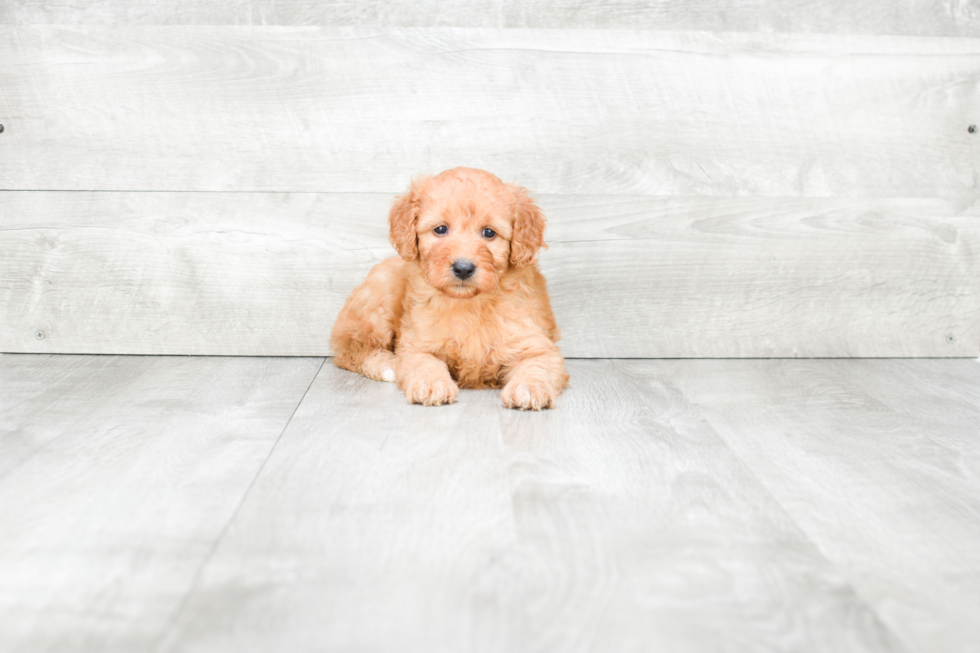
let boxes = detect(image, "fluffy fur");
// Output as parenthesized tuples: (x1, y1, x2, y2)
(331, 167, 569, 410)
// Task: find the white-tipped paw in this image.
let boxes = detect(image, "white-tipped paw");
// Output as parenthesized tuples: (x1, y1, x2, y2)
(405, 376, 459, 406)
(501, 379, 558, 411)
(362, 350, 398, 383)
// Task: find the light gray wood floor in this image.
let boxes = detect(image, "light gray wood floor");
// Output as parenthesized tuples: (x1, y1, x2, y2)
(1, 354, 978, 653)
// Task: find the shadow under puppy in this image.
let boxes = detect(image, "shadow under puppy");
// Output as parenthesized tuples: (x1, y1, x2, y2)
(331, 167, 569, 410)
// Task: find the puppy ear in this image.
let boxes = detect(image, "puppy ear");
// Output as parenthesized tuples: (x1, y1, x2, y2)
(509, 186, 547, 268)
(388, 177, 427, 261)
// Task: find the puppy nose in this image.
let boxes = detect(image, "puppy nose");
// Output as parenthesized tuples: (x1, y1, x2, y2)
(452, 259, 476, 280)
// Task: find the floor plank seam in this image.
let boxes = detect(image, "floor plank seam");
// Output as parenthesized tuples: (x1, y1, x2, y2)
(654, 369, 919, 652)
(0, 355, 130, 485)
(686, 404, 922, 653)
(146, 357, 327, 653)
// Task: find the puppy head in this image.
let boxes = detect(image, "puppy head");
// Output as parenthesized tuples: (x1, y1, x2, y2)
(389, 167, 547, 299)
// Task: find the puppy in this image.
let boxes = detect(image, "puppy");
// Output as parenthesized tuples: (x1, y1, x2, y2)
(331, 167, 569, 410)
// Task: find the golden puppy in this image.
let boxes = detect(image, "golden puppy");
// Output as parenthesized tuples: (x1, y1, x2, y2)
(331, 167, 569, 410)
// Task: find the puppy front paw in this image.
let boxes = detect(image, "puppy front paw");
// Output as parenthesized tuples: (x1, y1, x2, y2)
(405, 375, 459, 406)
(501, 378, 558, 411)
(361, 350, 398, 383)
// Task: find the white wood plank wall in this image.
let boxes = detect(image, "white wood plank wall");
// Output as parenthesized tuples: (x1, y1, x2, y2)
(2, 28, 978, 196)
(1, 192, 977, 357)
(0, 7, 978, 357)
(2, 1, 979, 36)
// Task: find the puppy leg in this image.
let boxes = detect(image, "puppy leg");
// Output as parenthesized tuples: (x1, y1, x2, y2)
(501, 343, 569, 411)
(397, 351, 459, 406)
(361, 350, 398, 383)
(330, 258, 406, 382)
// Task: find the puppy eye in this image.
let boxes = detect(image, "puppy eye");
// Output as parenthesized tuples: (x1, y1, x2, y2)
(482, 228, 496, 239)
(434, 225, 448, 235)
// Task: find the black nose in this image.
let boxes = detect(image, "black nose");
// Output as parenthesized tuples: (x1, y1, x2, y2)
(452, 259, 476, 280)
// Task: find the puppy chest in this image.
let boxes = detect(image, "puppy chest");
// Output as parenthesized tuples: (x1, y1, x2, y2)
(417, 311, 510, 385)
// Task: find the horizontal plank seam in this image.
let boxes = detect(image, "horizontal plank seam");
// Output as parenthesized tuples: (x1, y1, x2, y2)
(2, 353, 978, 360)
(2, 189, 976, 201)
(561, 356, 980, 361)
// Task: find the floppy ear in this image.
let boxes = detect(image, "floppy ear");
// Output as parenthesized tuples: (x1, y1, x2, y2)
(388, 177, 427, 261)
(509, 186, 547, 268)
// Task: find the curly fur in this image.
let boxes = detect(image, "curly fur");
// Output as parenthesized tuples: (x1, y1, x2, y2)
(330, 167, 569, 410)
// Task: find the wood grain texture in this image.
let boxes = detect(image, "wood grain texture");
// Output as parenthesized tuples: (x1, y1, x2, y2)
(662, 358, 980, 653)
(1, 27, 977, 197)
(1, 192, 977, 357)
(0, 192, 378, 356)
(5, 356, 980, 651)
(542, 196, 980, 358)
(495, 359, 907, 653)
(156, 362, 521, 653)
(0, 354, 149, 479)
(0, 354, 323, 653)
(1, 0, 978, 37)
(156, 360, 908, 653)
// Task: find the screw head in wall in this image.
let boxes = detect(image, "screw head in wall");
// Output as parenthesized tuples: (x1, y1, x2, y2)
(970, 125, 977, 134)
(946, 334, 956, 344)
(35, 330, 45, 340)
(0, 124, 4, 133)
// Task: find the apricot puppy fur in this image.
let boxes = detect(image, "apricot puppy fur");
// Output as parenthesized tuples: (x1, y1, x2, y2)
(331, 167, 569, 410)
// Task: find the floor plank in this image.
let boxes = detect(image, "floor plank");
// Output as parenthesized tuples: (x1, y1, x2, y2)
(155, 363, 519, 653)
(0, 354, 323, 653)
(662, 358, 980, 653)
(4, 356, 979, 652)
(159, 361, 906, 652)
(0, 354, 151, 478)
(498, 360, 905, 653)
